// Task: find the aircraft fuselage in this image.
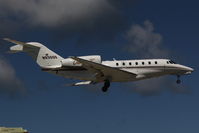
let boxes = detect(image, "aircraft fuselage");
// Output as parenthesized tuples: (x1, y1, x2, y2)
(47, 59, 193, 82)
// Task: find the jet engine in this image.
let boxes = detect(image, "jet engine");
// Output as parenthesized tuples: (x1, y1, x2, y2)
(61, 55, 101, 67)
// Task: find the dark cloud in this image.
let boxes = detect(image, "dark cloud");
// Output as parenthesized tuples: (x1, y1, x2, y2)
(0, 0, 137, 27)
(0, 57, 26, 96)
(0, 0, 115, 27)
(0, 0, 135, 45)
(125, 20, 169, 58)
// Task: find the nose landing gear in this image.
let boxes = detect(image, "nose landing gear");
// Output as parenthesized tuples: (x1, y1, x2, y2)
(102, 80, 110, 92)
(176, 75, 181, 84)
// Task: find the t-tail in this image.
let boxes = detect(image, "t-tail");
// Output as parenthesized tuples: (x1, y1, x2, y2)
(4, 38, 64, 68)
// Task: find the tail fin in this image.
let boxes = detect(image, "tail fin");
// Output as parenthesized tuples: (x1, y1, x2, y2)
(4, 38, 64, 68)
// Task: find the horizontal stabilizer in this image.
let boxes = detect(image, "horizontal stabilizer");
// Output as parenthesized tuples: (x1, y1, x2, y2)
(9, 44, 23, 53)
(4, 38, 28, 46)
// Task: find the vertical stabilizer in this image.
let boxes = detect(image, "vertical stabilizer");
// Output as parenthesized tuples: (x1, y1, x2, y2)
(4, 38, 64, 68)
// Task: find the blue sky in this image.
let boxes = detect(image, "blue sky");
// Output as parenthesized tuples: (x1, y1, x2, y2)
(0, 0, 199, 133)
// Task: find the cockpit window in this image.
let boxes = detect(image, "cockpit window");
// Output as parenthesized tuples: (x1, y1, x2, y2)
(169, 60, 176, 64)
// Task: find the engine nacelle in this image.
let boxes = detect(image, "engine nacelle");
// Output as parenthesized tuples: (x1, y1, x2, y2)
(61, 55, 101, 67)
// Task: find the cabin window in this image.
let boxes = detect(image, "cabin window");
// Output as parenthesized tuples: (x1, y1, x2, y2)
(116, 63, 119, 66)
(142, 62, 144, 65)
(167, 61, 169, 64)
(135, 62, 138, 65)
(123, 62, 125, 66)
(155, 61, 158, 64)
(129, 62, 132, 65)
(148, 61, 151, 65)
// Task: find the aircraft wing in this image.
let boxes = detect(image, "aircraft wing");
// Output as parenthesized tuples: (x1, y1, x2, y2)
(70, 56, 137, 82)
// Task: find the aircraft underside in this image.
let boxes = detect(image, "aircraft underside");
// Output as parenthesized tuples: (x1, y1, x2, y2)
(47, 67, 167, 82)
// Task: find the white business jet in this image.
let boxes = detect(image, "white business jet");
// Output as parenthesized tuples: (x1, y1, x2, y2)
(4, 38, 194, 92)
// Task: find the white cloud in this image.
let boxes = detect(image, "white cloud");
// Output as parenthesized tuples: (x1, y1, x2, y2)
(124, 21, 189, 95)
(0, 57, 25, 95)
(0, 0, 115, 27)
(125, 20, 169, 58)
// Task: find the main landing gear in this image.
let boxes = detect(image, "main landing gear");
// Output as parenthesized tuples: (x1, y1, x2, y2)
(176, 75, 181, 84)
(102, 80, 110, 92)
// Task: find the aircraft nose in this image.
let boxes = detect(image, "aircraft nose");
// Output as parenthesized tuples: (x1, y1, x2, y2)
(184, 66, 194, 71)
(188, 67, 194, 72)
(181, 66, 194, 74)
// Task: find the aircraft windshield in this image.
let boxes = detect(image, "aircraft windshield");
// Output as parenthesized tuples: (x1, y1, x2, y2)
(169, 60, 176, 64)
